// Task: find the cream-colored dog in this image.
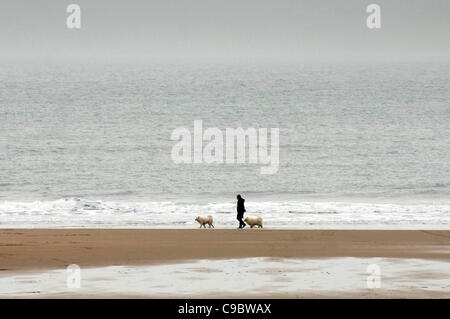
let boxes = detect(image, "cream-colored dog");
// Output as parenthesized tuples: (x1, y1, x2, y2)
(244, 216, 263, 228)
(195, 215, 214, 228)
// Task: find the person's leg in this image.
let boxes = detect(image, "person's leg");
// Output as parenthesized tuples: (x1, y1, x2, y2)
(237, 216, 242, 228)
(239, 217, 246, 228)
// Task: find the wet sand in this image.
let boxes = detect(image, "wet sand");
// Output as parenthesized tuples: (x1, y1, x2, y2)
(1, 229, 449, 271)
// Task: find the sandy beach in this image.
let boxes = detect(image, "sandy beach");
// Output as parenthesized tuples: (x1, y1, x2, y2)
(1, 229, 449, 298)
(1, 229, 449, 271)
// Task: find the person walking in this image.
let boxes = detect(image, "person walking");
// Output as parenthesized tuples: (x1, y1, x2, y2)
(236, 194, 246, 229)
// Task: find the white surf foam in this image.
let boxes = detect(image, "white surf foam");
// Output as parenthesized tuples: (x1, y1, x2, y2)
(1, 198, 450, 229)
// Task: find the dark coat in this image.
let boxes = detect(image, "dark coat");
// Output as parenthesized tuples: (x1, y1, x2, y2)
(237, 198, 246, 217)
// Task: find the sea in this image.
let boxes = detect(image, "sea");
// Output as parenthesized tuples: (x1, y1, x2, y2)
(0, 59, 449, 228)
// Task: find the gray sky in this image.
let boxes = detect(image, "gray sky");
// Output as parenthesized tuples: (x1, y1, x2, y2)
(0, 0, 449, 61)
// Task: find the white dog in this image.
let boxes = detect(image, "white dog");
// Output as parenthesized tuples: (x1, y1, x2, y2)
(244, 217, 263, 228)
(195, 215, 214, 228)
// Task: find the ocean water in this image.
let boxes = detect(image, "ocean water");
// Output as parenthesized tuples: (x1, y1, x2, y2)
(0, 60, 449, 228)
